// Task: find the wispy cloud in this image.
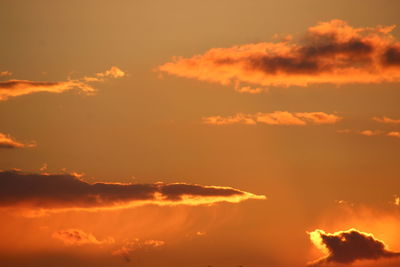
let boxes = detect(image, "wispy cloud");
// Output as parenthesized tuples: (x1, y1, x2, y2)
(308, 229, 400, 265)
(373, 116, 400, 124)
(203, 111, 341, 126)
(112, 239, 165, 262)
(52, 229, 114, 246)
(0, 66, 125, 101)
(0, 170, 265, 213)
(0, 133, 36, 149)
(339, 129, 400, 139)
(158, 20, 400, 91)
(0, 71, 12, 77)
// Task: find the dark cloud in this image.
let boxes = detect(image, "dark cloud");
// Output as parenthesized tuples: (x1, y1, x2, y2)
(0, 170, 265, 211)
(309, 229, 400, 266)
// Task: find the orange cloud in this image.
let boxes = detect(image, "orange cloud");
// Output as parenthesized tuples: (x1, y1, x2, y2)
(84, 66, 126, 82)
(0, 170, 265, 213)
(338, 129, 400, 139)
(387, 131, 400, 138)
(0, 66, 125, 101)
(308, 229, 400, 266)
(373, 116, 400, 124)
(52, 229, 114, 246)
(359, 130, 382, 136)
(0, 133, 36, 149)
(112, 239, 165, 262)
(203, 111, 341, 126)
(158, 20, 400, 90)
(0, 71, 12, 77)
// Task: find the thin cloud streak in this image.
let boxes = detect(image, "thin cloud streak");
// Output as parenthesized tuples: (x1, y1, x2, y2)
(0, 71, 12, 77)
(0, 170, 266, 213)
(0, 66, 125, 101)
(203, 111, 341, 126)
(158, 20, 400, 90)
(338, 129, 400, 139)
(112, 239, 165, 262)
(52, 229, 114, 246)
(373, 116, 400, 124)
(0, 133, 36, 149)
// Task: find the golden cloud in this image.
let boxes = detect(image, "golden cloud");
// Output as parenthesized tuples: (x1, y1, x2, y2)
(0, 66, 125, 101)
(203, 111, 341, 125)
(0, 133, 36, 149)
(374, 116, 400, 124)
(158, 20, 400, 90)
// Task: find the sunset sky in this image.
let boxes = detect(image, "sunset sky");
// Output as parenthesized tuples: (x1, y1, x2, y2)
(1, 1, 400, 266)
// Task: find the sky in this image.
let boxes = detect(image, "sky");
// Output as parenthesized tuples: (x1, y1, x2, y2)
(1, 0, 400, 266)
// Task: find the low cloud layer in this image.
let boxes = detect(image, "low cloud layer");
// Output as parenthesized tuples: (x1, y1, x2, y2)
(203, 111, 341, 125)
(0, 66, 125, 101)
(158, 20, 400, 90)
(0, 170, 265, 212)
(0, 133, 35, 149)
(308, 229, 400, 265)
(52, 229, 114, 246)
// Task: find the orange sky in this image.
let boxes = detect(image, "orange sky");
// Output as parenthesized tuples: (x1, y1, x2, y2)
(1, 1, 400, 266)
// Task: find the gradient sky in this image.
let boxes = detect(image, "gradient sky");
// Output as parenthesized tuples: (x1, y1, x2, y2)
(1, 1, 400, 266)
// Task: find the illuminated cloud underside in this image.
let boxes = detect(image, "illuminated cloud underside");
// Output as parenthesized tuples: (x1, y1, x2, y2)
(203, 111, 341, 125)
(308, 229, 400, 266)
(158, 20, 400, 90)
(0, 170, 265, 212)
(0, 133, 35, 149)
(0, 66, 125, 101)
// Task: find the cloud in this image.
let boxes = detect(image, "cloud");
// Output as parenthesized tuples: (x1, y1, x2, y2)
(202, 111, 341, 126)
(359, 130, 382, 137)
(308, 229, 400, 265)
(0, 133, 36, 149)
(52, 229, 114, 246)
(112, 239, 165, 262)
(0, 170, 265, 212)
(158, 20, 400, 90)
(0, 71, 12, 77)
(0, 66, 125, 101)
(373, 116, 400, 124)
(84, 66, 126, 82)
(338, 129, 400, 139)
(387, 131, 400, 138)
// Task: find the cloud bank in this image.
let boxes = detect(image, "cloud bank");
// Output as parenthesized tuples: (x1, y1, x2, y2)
(0, 133, 35, 149)
(308, 229, 400, 265)
(203, 111, 341, 125)
(0, 66, 125, 101)
(158, 20, 400, 90)
(0, 170, 265, 212)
